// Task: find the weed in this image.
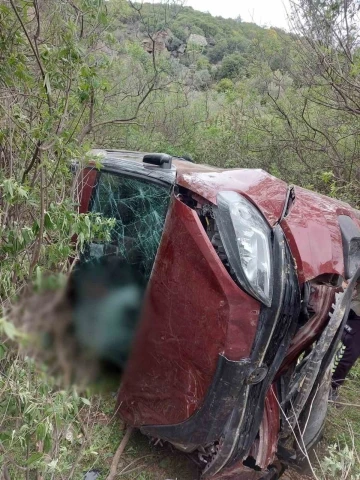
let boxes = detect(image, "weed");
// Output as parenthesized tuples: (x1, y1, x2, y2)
(319, 360, 360, 479)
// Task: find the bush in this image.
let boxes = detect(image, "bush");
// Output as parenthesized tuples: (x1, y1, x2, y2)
(217, 53, 247, 79)
(216, 78, 234, 93)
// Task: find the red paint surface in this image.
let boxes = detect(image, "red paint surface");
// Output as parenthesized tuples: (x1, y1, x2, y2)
(281, 186, 359, 283)
(77, 167, 98, 214)
(177, 169, 360, 284)
(76, 157, 360, 456)
(118, 196, 260, 426)
(277, 285, 336, 378)
(256, 385, 280, 468)
(177, 169, 288, 226)
(69, 167, 98, 254)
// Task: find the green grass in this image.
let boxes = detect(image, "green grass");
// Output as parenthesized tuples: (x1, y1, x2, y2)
(324, 361, 360, 449)
(0, 347, 198, 480)
(49, 392, 198, 480)
(317, 360, 360, 479)
(79, 361, 360, 480)
(2, 354, 360, 480)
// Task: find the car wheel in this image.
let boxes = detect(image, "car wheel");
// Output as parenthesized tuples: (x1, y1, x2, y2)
(301, 363, 332, 451)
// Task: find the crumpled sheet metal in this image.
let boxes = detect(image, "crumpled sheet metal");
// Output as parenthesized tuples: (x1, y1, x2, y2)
(251, 385, 279, 469)
(117, 196, 260, 427)
(177, 168, 288, 226)
(280, 186, 359, 283)
(177, 168, 360, 284)
(277, 284, 335, 378)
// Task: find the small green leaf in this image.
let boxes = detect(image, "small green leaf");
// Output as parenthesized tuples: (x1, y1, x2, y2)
(0, 432, 11, 442)
(80, 397, 91, 406)
(44, 212, 55, 230)
(44, 434, 52, 453)
(17, 185, 28, 198)
(36, 423, 46, 440)
(0, 344, 7, 360)
(2, 320, 17, 340)
(78, 232, 85, 249)
(44, 72, 51, 96)
(26, 452, 43, 466)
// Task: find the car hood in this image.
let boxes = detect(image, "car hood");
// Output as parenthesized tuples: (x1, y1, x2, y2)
(281, 186, 360, 283)
(176, 167, 360, 283)
(176, 168, 288, 226)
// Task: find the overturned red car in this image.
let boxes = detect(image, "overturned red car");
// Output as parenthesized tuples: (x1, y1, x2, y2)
(75, 150, 360, 479)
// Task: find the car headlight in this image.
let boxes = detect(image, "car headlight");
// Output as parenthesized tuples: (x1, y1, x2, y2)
(214, 191, 273, 307)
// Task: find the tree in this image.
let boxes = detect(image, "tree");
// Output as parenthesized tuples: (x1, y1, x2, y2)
(216, 78, 234, 92)
(0, 0, 186, 300)
(283, 0, 360, 200)
(290, 0, 360, 114)
(217, 52, 246, 79)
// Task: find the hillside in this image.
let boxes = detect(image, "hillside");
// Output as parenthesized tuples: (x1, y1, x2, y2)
(1, 1, 360, 479)
(87, 1, 360, 207)
(114, 2, 293, 82)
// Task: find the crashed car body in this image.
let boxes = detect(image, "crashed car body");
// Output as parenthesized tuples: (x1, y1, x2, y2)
(76, 150, 360, 479)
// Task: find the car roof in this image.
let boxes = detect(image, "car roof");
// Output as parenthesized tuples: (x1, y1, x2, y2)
(87, 149, 288, 224)
(85, 149, 360, 283)
(91, 149, 223, 173)
(87, 148, 360, 224)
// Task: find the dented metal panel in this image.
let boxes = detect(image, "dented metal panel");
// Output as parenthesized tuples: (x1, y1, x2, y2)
(74, 150, 360, 479)
(280, 186, 358, 283)
(117, 195, 260, 427)
(176, 169, 288, 226)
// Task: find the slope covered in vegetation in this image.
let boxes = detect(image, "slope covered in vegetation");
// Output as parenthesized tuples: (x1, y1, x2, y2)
(1, 0, 360, 479)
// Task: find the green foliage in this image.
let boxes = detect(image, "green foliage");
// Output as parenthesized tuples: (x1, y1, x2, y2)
(322, 361, 360, 479)
(207, 39, 229, 63)
(0, 354, 97, 478)
(217, 53, 247, 79)
(0, 0, 104, 299)
(216, 78, 234, 93)
(321, 443, 360, 479)
(0, 0, 174, 301)
(2, 0, 360, 477)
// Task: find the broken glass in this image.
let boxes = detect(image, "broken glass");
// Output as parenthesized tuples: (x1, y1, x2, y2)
(69, 172, 172, 371)
(86, 172, 171, 281)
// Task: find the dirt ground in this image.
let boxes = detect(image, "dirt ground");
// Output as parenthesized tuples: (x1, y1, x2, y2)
(94, 427, 313, 480)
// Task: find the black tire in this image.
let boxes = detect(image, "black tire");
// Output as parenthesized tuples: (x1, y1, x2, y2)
(301, 364, 332, 450)
(294, 364, 332, 473)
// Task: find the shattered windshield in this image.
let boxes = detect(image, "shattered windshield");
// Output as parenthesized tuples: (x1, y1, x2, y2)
(87, 171, 171, 280)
